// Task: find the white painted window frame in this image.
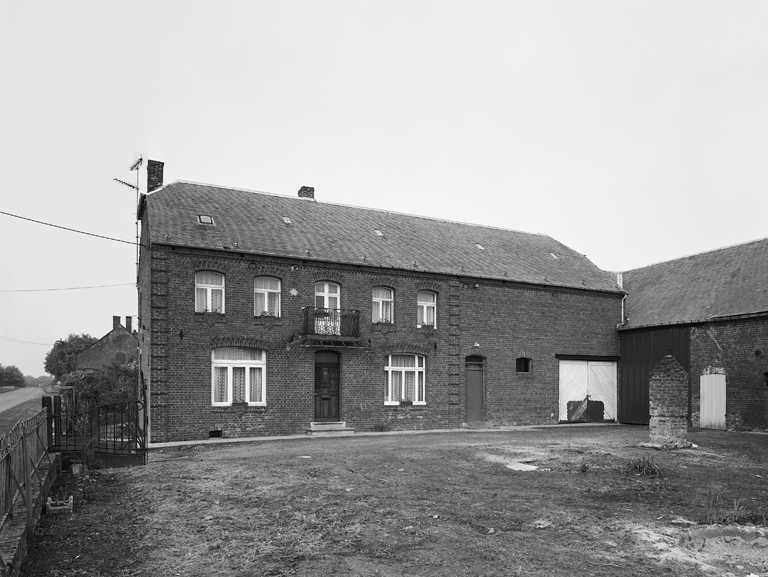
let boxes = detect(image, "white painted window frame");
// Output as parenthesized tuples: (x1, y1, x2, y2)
(372, 286, 394, 324)
(195, 271, 225, 313)
(416, 291, 437, 328)
(385, 354, 426, 405)
(254, 276, 281, 317)
(211, 349, 266, 407)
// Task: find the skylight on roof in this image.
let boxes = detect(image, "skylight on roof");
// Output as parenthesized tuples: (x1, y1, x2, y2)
(475, 243, 485, 250)
(374, 229, 384, 236)
(282, 216, 292, 224)
(550, 253, 558, 259)
(198, 215, 214, 225)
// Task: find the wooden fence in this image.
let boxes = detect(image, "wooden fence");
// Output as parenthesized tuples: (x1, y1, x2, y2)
(0, 409, 56, 573)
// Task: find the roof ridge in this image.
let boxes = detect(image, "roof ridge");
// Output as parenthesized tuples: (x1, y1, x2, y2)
(623, 235, 768, 274)
(164, 180, 549, 239)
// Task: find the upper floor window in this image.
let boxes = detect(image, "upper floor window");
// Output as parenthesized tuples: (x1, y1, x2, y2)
(254, 276, 281, 317)
(372, 287, 394, 324)
(195, 271, 224, 313)
(315, 281, 340, 309)
(385, 354, 425, 404)
(211, 347, 265, 406)
(417, 291, 436, 328)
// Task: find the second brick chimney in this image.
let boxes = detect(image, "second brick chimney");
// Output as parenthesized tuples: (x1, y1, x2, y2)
(298, 186, 315, 199)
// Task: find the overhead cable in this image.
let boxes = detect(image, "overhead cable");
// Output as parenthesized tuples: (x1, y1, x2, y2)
(0, 210, 135, 245)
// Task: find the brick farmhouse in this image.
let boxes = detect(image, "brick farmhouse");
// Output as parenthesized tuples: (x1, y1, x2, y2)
(137, 176, 624, 443)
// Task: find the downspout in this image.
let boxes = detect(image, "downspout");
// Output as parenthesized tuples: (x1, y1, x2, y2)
(617, 272, 626, 326)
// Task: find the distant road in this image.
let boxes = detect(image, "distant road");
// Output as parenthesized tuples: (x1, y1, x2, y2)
(0, 387, 46, 414)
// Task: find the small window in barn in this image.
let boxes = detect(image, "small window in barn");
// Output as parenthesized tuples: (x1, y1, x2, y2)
(516, 357, 532, 373)
(195, 271, 224, 313)
(198, 215, 214, 225)
(211, 347, 266, 406)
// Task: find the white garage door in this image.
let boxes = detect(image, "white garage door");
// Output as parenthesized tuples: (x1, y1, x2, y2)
(559, 360, 617, 422)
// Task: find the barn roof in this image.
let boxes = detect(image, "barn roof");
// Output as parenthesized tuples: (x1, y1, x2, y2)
(622, 237, 768, 328)
(142, 181, 621, 293)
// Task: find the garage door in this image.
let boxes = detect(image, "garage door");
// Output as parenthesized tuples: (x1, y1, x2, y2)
(559, 361, 617, 422)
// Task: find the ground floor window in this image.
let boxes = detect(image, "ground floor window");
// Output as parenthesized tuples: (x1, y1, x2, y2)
(211, 347, 266, 406)
(385, 354, 425, 404)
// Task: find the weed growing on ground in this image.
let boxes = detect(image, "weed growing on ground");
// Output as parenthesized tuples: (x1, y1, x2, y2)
(622, 456, 663, 478)
(578, 460, 589, 473)
(705, 487, 722, 524)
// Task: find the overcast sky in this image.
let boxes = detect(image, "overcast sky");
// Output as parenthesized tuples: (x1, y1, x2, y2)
(1, 1, 767, 376)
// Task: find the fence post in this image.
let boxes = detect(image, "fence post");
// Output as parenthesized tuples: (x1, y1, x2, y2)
(53, 395, 62, 450)
(42, 396, 53, 451)
(21, 429, 32, 542)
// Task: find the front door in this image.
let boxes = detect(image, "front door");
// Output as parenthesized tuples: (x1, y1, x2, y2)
(314, 351, 340, 421)
(465, 356, 484, 423)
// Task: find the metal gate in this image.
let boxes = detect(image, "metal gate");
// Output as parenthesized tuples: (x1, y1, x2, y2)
(46, 391, 147, 468)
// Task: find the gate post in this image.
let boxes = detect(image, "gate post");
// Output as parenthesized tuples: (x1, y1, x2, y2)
(42, 396, 54, 451)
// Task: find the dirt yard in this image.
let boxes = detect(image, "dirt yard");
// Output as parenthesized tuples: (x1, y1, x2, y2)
(22, 425, 768, 577)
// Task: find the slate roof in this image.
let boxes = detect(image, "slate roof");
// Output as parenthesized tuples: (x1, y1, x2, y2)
(622, 237, 768, 329)
(143, 181, 621, 293)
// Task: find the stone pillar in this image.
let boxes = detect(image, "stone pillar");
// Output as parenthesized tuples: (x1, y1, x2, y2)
(649, 355, 689, 447)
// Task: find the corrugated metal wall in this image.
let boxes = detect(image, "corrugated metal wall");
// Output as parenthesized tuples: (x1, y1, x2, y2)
(619, 327, 691, 424)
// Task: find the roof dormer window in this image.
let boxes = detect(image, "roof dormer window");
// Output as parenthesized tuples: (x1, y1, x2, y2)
(198, 215, 214, 225)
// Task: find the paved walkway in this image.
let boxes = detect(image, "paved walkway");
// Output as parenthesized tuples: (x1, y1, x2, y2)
(148, 422, 623, 450)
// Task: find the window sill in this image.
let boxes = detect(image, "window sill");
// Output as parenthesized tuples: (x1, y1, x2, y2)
(385, 402, 426, 407)
(195, 311, 225, 316)
(212, 404, 267, 411)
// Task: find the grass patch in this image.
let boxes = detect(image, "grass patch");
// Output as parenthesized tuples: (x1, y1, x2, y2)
(622, 456, 663, 478)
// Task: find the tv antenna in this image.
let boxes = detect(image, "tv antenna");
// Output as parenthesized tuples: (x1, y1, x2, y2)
(114, 154, 143, 282)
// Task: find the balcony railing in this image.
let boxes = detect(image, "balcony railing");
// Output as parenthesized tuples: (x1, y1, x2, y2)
(302, 307, 360, 338)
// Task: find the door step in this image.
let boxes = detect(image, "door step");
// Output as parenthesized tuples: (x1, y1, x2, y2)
(306, 421, 355, 436)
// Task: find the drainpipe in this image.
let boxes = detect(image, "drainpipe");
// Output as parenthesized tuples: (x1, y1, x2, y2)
(617, 272, 626, 326)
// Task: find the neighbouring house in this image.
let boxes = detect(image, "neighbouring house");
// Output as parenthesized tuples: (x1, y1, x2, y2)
(76, 316, 138, 373)
(136, 170, 624, 443)
(618, 238, 768, 431)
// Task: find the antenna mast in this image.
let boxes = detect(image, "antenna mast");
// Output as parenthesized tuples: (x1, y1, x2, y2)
(114, 154, 143, 282)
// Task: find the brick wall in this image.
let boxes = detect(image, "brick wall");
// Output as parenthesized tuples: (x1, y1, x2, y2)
(141, 243, 622, 442)
(690, 318, 768, 430)
(648, 355, 688, 445)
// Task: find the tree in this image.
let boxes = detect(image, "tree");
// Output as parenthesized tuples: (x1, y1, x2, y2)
(0, 364, 26, 387)
(62, 361, 138, 407)
(44, 333, 98, 380)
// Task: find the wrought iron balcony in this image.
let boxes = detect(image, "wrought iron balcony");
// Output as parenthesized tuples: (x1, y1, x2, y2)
(302, 307, 360, 338)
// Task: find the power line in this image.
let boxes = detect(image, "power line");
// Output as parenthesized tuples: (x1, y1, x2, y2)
(0, 335, 52, 346)
(0, 210, 135, 245)
(0, 283, 135, 293)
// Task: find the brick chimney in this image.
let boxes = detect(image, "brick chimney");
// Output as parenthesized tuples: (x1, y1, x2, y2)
(147, 160, 165, 193)
(113, 316, 121, 329)
(298, 186, 315, 199)
(125, 316, 132, 333)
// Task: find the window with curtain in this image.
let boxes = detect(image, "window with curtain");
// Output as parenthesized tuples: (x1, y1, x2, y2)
(417, 291, 436, 328)
(254, 276, 281, 317)
(372, 287, 394, 323)
(385, 354, 425, 404)
(211, 347, 265, 406)
(195, 271, 225, 313)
